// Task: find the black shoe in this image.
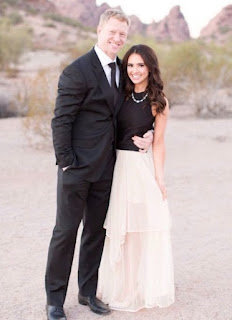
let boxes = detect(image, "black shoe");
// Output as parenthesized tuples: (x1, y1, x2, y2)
(46, 305, 67, 320)
(78, 294, 111, 315)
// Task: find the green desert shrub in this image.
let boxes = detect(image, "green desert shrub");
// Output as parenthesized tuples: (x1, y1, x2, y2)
(7, 12, 23, 25)
(156, 40, 232, 116)
(26, 7, 39, 15)
(43, 13, 93, 32)
(219, 26, 231, 34)
(44, 22, 56, 28)
(3, 0, 19, 5)
(0, 18, 32, 70)
(159, 41, 205, 104)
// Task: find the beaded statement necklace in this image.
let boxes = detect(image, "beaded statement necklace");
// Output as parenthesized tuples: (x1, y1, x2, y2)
(131, 92, 148, 104)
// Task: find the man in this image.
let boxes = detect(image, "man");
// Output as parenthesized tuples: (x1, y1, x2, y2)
(45, 8, 152, 320)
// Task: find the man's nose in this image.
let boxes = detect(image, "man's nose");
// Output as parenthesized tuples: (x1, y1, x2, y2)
(113, 33, 121, 42)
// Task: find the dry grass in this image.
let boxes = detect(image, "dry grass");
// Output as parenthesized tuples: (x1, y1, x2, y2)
(22, 69, 58, 148)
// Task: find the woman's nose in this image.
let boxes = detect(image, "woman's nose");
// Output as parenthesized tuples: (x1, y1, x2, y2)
(132, 66, 138, 73)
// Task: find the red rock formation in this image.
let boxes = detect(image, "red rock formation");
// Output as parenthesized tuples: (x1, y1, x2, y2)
(37, 1, 190, 42)
(200, 5, 232, 43)
(128, 15, 145, 35)
(146, 6, 190, 42)
(20, 0, 56, 13)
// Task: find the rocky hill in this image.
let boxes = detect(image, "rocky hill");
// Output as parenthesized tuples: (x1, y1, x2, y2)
(4, 0, 232, 43)
(48, 0, 232, 43)
(200, 5, 232, 43)
(146, 6, 190, 42)
(1, 0, 232, 46)
(48, 0, 190, 42)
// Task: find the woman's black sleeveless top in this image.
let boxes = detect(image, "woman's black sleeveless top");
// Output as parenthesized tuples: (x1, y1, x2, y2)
(117, 92, 155, 151)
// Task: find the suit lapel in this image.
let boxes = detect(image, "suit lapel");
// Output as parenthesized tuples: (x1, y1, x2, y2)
(91, 49, 114, 114)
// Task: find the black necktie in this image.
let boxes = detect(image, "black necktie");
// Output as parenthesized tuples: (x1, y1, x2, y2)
(108, 62, 118, 105)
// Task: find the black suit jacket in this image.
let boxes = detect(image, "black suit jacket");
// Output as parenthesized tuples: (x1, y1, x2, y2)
(51, 48, 124, 182)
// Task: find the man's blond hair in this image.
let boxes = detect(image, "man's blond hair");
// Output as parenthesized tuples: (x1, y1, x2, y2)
(98, 8, 130, 27)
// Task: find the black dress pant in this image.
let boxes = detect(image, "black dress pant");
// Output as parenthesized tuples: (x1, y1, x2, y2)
(45, 158, 114, 306)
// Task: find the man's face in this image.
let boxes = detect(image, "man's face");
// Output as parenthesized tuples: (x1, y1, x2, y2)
(97, 17, 129, 60)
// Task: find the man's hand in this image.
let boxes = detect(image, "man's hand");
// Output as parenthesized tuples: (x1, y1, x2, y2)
(132, 130, 154, 153)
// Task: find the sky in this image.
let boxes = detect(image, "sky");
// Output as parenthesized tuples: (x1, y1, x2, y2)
(96, 0, 232, 38)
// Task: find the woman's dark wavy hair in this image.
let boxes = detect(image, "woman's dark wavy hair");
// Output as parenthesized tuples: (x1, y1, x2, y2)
(122, 44, 166, 114)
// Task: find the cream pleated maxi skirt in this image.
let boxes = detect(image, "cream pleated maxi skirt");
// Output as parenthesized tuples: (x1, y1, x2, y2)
(97, 149, 175, 312)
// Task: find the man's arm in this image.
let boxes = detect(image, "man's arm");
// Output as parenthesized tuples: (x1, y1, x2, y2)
(132, 130, 154, 153)
(52, 63, 86, 169)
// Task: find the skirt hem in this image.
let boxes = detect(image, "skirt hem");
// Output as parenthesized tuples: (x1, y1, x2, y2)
(107, 298, 175, 312)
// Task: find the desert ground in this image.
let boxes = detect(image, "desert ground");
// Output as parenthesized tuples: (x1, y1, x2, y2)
(0, 115, 232, 320)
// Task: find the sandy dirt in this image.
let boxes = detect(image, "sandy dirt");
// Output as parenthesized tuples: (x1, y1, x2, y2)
(0, 116, 232, 320)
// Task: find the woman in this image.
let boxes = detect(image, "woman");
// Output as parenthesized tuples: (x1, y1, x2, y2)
(97, 44, 175, 312)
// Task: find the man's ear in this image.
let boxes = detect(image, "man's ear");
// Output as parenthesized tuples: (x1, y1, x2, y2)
(97, 25, 101, 35)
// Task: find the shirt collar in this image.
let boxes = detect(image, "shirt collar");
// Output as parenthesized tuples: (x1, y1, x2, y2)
(94, 44, 117, 68)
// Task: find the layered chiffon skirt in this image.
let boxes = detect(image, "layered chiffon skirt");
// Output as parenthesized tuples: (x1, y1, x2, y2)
(97, 149, 175, 312)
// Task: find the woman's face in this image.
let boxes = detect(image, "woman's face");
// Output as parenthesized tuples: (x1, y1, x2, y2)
(127, 53, 149, 90)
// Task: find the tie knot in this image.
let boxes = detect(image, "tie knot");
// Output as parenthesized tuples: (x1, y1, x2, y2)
(108, 62, 116, 71)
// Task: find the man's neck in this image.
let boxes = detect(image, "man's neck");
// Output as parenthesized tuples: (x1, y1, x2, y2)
(96, 44, 116, 61)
